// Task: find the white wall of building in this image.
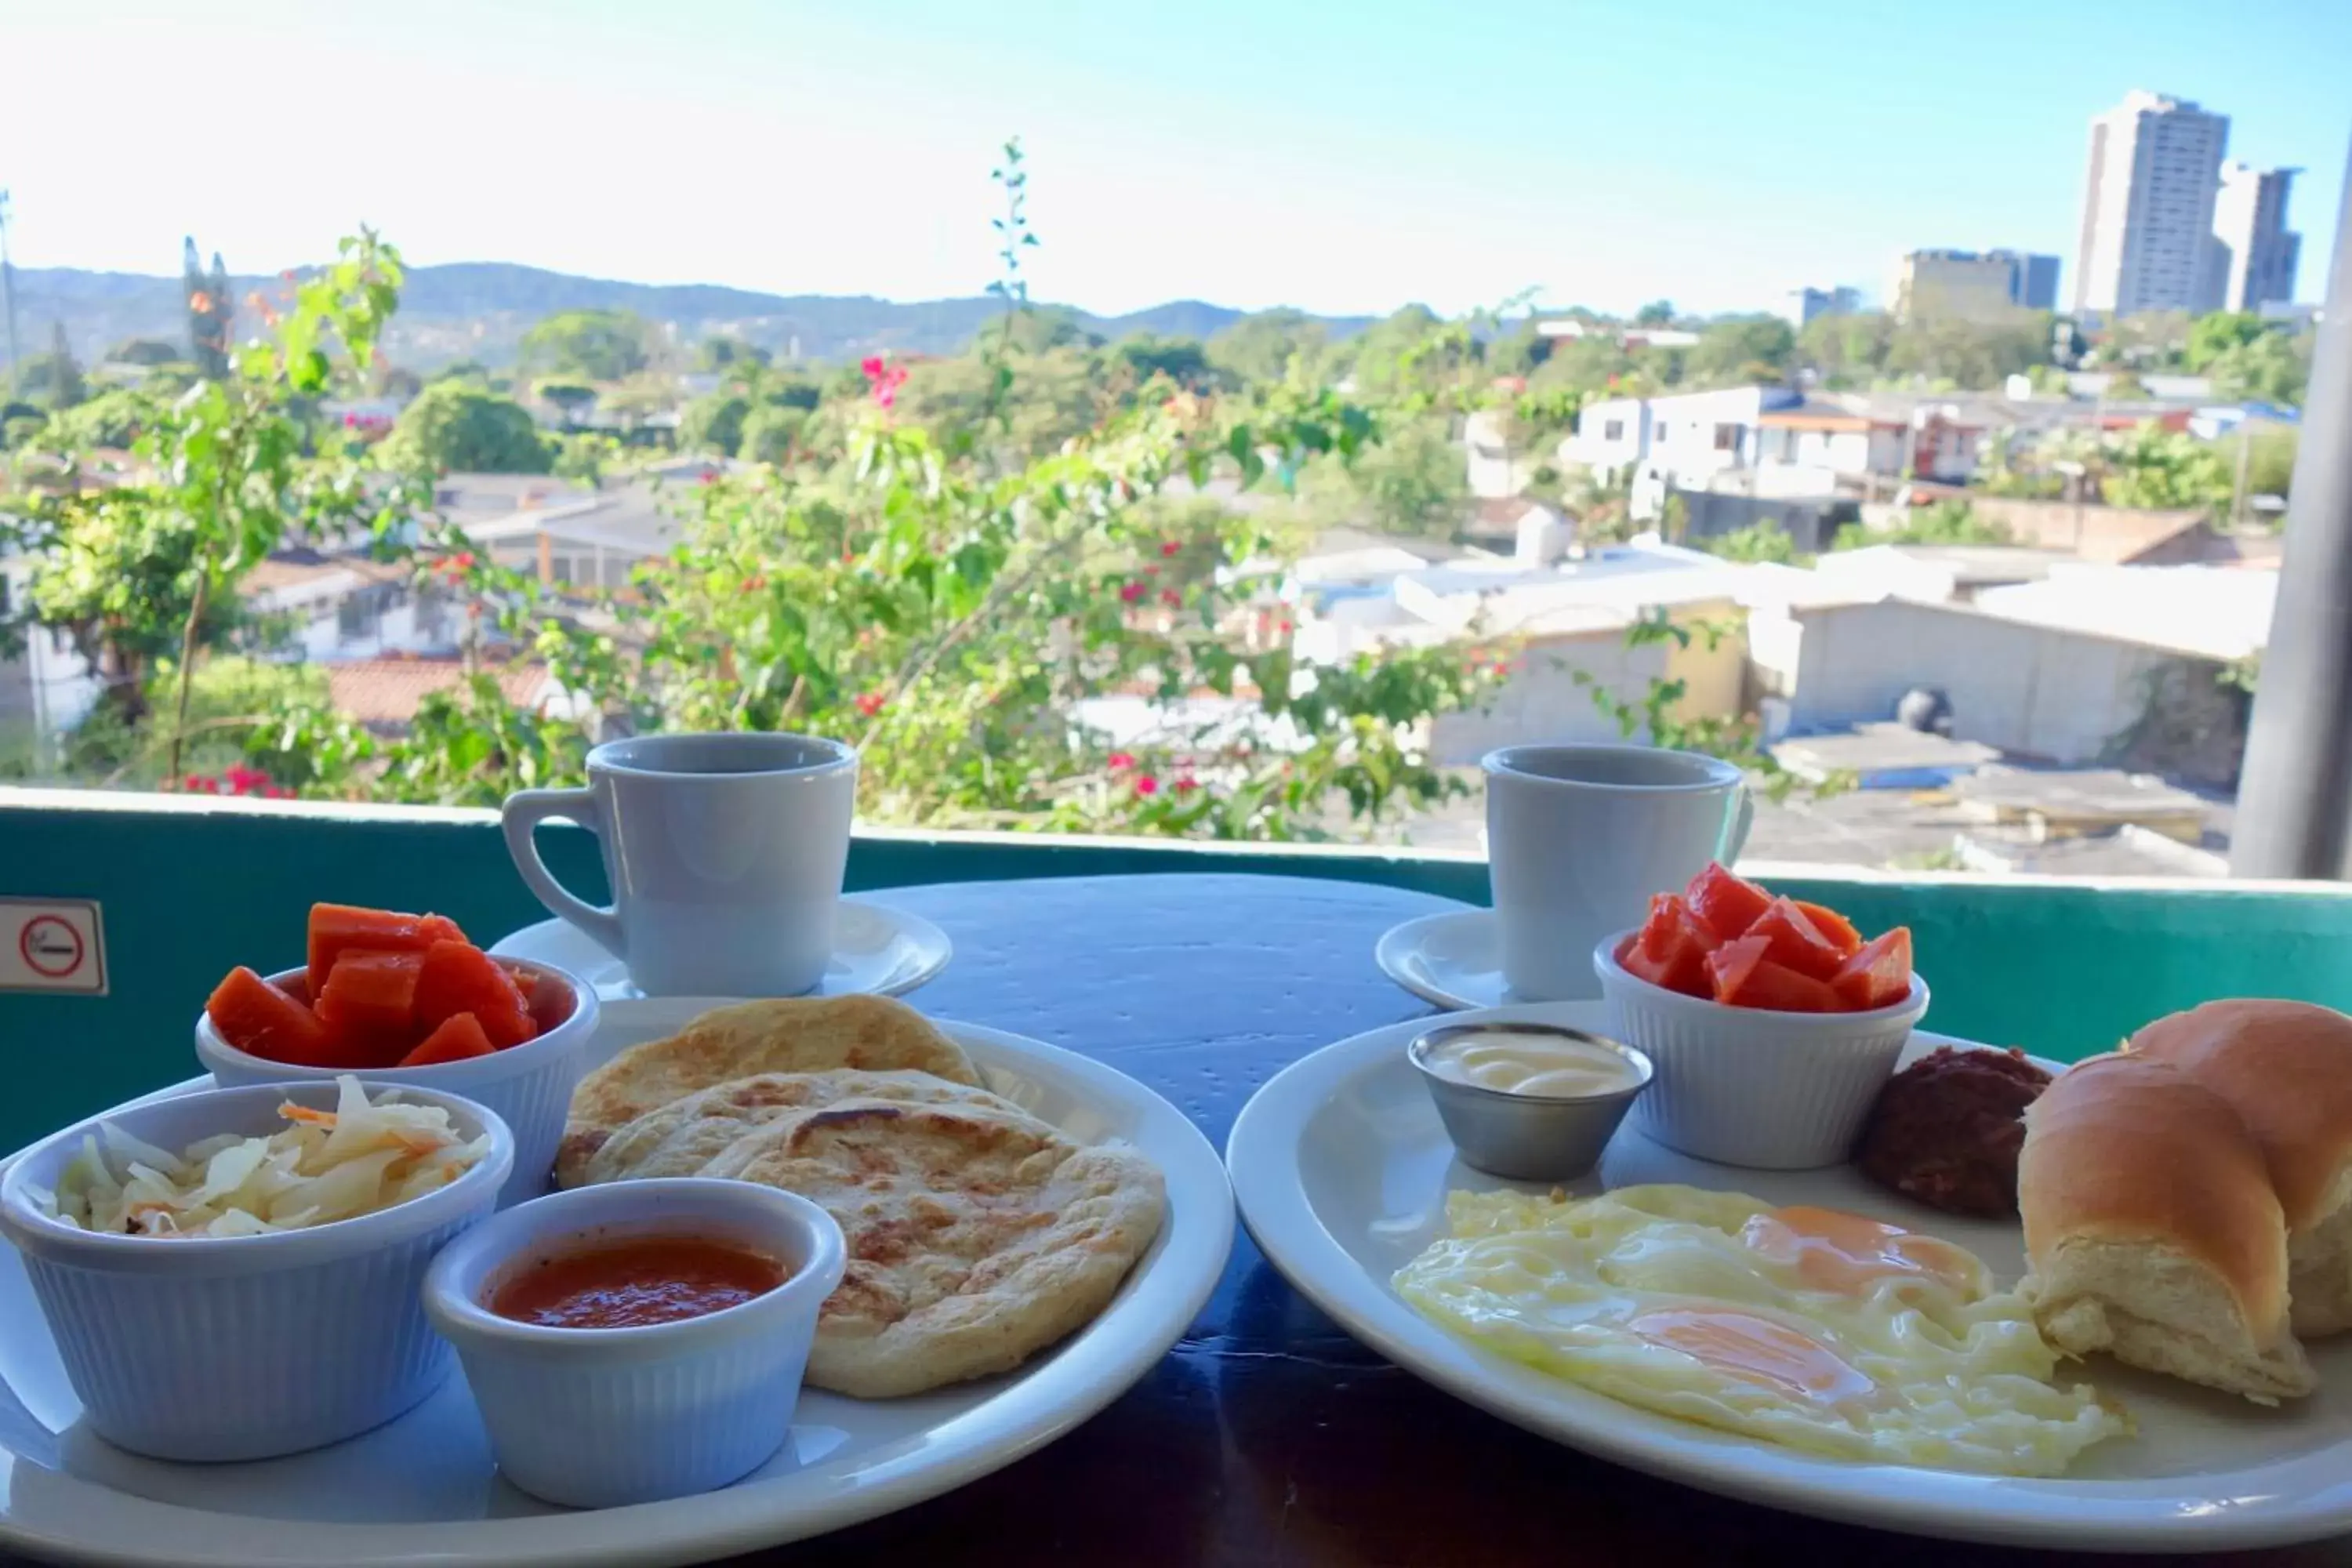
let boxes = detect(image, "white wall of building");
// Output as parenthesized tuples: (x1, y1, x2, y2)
(1751, 597, 2201, 763)
(1429, 632, 1673, 764)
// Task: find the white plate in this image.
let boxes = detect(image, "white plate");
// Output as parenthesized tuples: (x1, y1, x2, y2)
(0, 1001, 1232, 1567)
(1375, 908, 1515, 1011)
(488, 899, 951, 1003)
(1226, 1000, 2352, 1552)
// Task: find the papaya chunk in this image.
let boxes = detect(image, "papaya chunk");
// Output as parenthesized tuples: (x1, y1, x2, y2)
(416, 940, 536, 1048)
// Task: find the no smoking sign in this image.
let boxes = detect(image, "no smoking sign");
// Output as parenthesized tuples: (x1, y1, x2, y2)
(0, 899, 107, 995)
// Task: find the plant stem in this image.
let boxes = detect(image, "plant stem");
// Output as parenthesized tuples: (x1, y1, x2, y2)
(165, 563, 212, 782)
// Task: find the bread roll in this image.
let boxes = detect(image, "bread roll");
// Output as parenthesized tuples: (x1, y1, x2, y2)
(2130, 999, 2352, 1336)
(2019, 1052, 2315, 1403)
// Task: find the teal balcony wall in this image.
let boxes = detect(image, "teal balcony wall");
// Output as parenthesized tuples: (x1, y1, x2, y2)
(5, 790, 2351, 1154)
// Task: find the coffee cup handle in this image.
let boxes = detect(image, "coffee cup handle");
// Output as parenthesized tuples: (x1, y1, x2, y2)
(1722, 780, 1755, 864)
(501, 788, 626, 960)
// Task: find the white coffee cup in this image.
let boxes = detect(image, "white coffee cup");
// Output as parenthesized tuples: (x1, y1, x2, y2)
(1483, 744, 1752, 1002)
(501, 732, 858, 997)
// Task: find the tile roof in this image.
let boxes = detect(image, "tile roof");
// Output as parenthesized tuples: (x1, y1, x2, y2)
(324, 656, 550, 731)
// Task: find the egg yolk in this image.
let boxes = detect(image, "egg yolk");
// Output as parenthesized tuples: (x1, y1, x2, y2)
(1738, 1205, 1976, 1295)
(1629, 1308, 1879, 1408)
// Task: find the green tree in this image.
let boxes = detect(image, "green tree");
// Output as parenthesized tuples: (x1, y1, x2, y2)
(1633, 300, 1676, 327)
(1108, 335, 1218, 392)
(1700, 518, 1802, 563)
(183, 238, 233, 380)
(517, 309, 653, 381)
(1293, 409, 1467, 536)
(695, 336, 769, 371)
(34, 388, 150, 451)
(736, 402, 804, 464)
(2208, 331, 2310, 407)
(2184, 311, 2267, 372)
(679, 391, 750, 456)
(108, 338, 183, 367)
(1686, 315, 1795, 388)
(7, 232, 411, 779)
(1882, 314, 2048, 389)
(38, 323, 85, 409)
(550, 432, 623, 488)
(1832, 499, 2010, 550)
(1207, 309, 1331, 385)
(2100, 423, 2230, 511)
(533, 379, 598, 426)
(374, 364, 423, 400)
(1796, 311, 1895, 387)
(383, 382, 550, 474)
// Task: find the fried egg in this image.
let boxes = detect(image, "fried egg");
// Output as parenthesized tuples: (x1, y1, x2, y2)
(1393, 1184, 2125, 1475)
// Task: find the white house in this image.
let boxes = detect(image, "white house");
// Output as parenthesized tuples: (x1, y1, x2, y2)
(0, 551, 103, 767)
(1560, 386, 1803, 488)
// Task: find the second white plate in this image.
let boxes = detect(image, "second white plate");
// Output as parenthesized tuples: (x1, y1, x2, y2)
(1227, 1000, 2352, 1552)
(489, 898, 951, 1003)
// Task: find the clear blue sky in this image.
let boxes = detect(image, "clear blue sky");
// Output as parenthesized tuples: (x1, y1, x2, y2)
(2, 0, 2344, 318)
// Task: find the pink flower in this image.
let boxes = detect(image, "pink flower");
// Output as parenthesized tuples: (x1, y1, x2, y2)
(1160, 540, 1181, 557)
(1134, 775, 1160, 797)
(861, 356, 884, 379)
(1160, 589, 1181, 606)
(1120, 582, 1146, 604)
(699, 472, 717, 486)
(855, 691, 886, 717)
(1277, 619, 1294, 634)
(1175, 775, 1198, 793)
(1107, 752, 1137, 771)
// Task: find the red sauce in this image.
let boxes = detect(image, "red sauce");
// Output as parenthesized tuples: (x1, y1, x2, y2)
(490, 1236, 787, 1329)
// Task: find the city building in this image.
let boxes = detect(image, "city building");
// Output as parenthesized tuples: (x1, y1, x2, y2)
(1778, 286, 1863, 329)
(2206, 162, 2302, 311)
(2074, 91, 2230, 316)
(1892, 250, 2060, 321)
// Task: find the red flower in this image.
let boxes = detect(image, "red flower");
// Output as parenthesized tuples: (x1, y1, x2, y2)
(1277, 619, 1294, 634)
(861, 356, 885, 379)
(1160, 588, 1181, 606)
(1134, 775, 1160, 797)
(744, 575, 767, 590)
(1160, 540, 1181, 557)
(1175, 775, 1199, 793)
(1120, 582, 1146, 604)
(855, 691, 886, 717)
(1107, 752, 1137, 771)
(699, 471, 718, 486)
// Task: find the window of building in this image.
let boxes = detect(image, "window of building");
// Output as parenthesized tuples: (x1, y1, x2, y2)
(1713, 423, 1740, 452)
(1654, 423, 1670, 443)
(1603, 419, 1624, 441)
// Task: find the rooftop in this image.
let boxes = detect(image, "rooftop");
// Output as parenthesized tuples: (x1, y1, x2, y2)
(324, 656, 552, 733)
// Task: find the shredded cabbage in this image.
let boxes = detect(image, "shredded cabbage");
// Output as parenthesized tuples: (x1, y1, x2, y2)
(39, 1076, 490, 1238)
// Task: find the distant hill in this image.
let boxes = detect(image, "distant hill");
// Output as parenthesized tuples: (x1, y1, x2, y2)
(1, 261, 1374, 370)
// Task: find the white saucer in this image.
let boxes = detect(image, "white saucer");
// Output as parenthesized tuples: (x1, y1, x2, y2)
(1374, 908, 1522, 1011)
(488, 898, 951, 1002)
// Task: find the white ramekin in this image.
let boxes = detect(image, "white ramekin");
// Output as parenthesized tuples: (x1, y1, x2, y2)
(421, 1177, 847, 1509)
(1592, 928, 1931, 1170)
(0, 1079, 513, 1461)
(195, 958, 598, 1207)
